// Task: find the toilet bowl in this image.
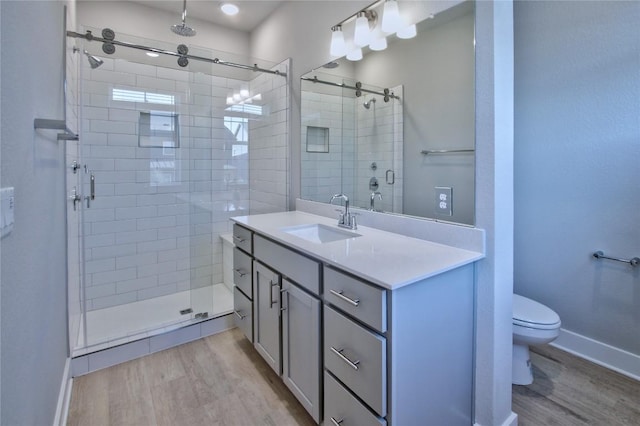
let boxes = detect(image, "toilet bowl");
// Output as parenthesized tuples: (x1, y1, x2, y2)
(512, 294, 561, 385)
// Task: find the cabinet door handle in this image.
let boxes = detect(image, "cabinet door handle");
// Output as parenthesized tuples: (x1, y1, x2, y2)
(330, 417, 344, 426)
(270, 279, 279, 308)
(280, 288, 287, 311)
(234, 268, 247, 277)
(330, 347, 360, 370)
(329, 289, 360, 307)
(233, 235, 246, 243)
(233, 310, 246, 320)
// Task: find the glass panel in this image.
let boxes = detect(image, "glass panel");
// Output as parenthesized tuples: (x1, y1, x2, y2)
(71, 28, 288, 354)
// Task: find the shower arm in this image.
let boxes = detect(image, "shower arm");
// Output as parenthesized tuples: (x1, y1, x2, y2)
(301, 76, 400, 101)
(66, 30, 286, 77)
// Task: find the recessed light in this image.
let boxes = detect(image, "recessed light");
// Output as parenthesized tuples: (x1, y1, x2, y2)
(146, 52, 160, 58)
(221, 3, 239, 16)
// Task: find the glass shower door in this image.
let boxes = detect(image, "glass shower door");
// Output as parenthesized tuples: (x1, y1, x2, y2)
(76, 40, 197, 349)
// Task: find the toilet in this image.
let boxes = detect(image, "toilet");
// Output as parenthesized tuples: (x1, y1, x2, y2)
(512, 294, 561, 385)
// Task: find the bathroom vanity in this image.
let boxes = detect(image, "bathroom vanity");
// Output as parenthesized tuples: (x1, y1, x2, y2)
(231, 211, 483, 425)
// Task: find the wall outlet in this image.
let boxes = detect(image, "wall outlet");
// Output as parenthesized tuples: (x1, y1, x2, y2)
(435, 187, 452, 216)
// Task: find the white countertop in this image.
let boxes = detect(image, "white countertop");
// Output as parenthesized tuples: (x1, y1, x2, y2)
(232, 211, 484, 290)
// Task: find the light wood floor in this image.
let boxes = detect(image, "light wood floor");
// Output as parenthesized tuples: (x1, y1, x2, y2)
(513, 345, 640, 425)
(68, 328, 640, 426)
(67, 328, 315, 426)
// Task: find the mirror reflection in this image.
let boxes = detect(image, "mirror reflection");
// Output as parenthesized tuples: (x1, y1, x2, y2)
(301, 1, 475, 225)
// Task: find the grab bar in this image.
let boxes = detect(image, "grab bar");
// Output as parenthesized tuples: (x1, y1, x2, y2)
(421, 149, 474, 155)
(592, 251, 639, 267)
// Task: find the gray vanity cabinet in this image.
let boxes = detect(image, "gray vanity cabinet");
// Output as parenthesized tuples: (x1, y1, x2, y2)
(253, 261, 282, 375)
(251, 234, 323, 423)
(233, 220, 474, 426)
(233, 225, 254, 342)
(281, 279, 321, 423)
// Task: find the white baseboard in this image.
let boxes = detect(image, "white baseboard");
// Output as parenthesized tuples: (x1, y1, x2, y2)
(53, 357, 72, 426)
(474, 412, 518, 426)
(552, 328, 640, 381)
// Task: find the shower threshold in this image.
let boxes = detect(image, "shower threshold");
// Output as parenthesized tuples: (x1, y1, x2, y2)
(72, 283, 232, 357)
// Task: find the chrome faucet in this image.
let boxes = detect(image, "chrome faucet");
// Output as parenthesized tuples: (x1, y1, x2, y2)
(330, 194, 357, 230)
(370, 191, 382, 211)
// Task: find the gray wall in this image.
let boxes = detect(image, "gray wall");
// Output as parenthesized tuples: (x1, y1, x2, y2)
(1, 1, 70, 424)
(514, 1, 640, 355)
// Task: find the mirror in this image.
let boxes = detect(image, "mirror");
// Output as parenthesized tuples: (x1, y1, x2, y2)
(301, 1, 475, 225)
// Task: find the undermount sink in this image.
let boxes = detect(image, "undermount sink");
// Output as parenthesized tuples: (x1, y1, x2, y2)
(280, 223, 361, 244)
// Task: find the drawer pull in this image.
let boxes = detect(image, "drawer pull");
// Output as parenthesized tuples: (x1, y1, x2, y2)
(330, 347, 360, 370)
(234, 268, 247, 277)
(233, 235, 246, 243)
(233, 310, 246, 320)
(330, 417, 344, 426)
(330, 289, 360, 307)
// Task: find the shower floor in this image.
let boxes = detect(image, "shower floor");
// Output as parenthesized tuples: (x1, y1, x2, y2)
(73, 283, 233, 356)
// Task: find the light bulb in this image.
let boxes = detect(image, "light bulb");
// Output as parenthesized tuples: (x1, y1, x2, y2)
(381, 0, 402, 34)
(353, 12, 371, 47)
(330, 26, 347, 57)
(220, 3, 239, 16)
(346, 47, 363, 61)
(369, 36, 387, 51)
(397, 24, 417, 39)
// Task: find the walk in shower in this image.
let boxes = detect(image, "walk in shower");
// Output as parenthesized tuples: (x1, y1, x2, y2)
(66, 28, 289, 356)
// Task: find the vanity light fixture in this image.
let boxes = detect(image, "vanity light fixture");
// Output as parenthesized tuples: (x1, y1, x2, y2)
(346, 47, 363, 61)
(146, 52, 160, 58)
(354, 11, 377, 47)
(330, 25, 347, 57)
(329, 0, 411, 59)
(381, 0, 403, 33)
(396, 23, 417, 39)
(369, 35, 387, 51)
(220, 3, 239, 16)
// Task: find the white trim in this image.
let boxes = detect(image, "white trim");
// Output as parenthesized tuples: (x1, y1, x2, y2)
(53, 357, 73, 426)
(552, 328, 640, 381)
(474, 412, 518, 426)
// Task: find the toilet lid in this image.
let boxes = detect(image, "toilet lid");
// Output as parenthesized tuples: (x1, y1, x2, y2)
(513, 294, 560, 329)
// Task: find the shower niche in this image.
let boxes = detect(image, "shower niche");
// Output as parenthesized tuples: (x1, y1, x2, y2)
(66, 26, 290, 356)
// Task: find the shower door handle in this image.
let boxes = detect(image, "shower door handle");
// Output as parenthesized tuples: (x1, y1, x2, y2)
(85, 172, 95, 208)
(69, 187, 81, 211)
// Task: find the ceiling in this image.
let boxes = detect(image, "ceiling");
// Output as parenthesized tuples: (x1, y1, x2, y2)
(128, 0, 284, 32)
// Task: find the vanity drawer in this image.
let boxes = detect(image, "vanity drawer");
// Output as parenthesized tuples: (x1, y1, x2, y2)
(233, 224, 253, 254)
(233, 287, 253, 342)
(254, 234, 320, 295)
(324, 305, 387, 417)
(324, 372, 386, 426)
(233, 248, 252, 298)
(324, 266, 387, 333)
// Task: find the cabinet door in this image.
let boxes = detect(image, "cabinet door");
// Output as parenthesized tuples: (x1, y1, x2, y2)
(253, 261, 281, 375)
(282, 279, 321, 423)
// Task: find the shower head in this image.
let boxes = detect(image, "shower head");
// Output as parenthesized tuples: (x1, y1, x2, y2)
(171, 0, 196, 37)
(363, 98, 376, 109)
(83, 50, 104, 69)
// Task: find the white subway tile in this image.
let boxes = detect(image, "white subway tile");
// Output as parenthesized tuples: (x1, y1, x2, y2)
(115, 229, 158, 245)
(91, 243, 137, 260)
(90, 267, 137, 287)
(137, 238, 176, 253)
(137, 260, 177, 278)
(116, 276, 158, 293)
(116, 252, 158, 269)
